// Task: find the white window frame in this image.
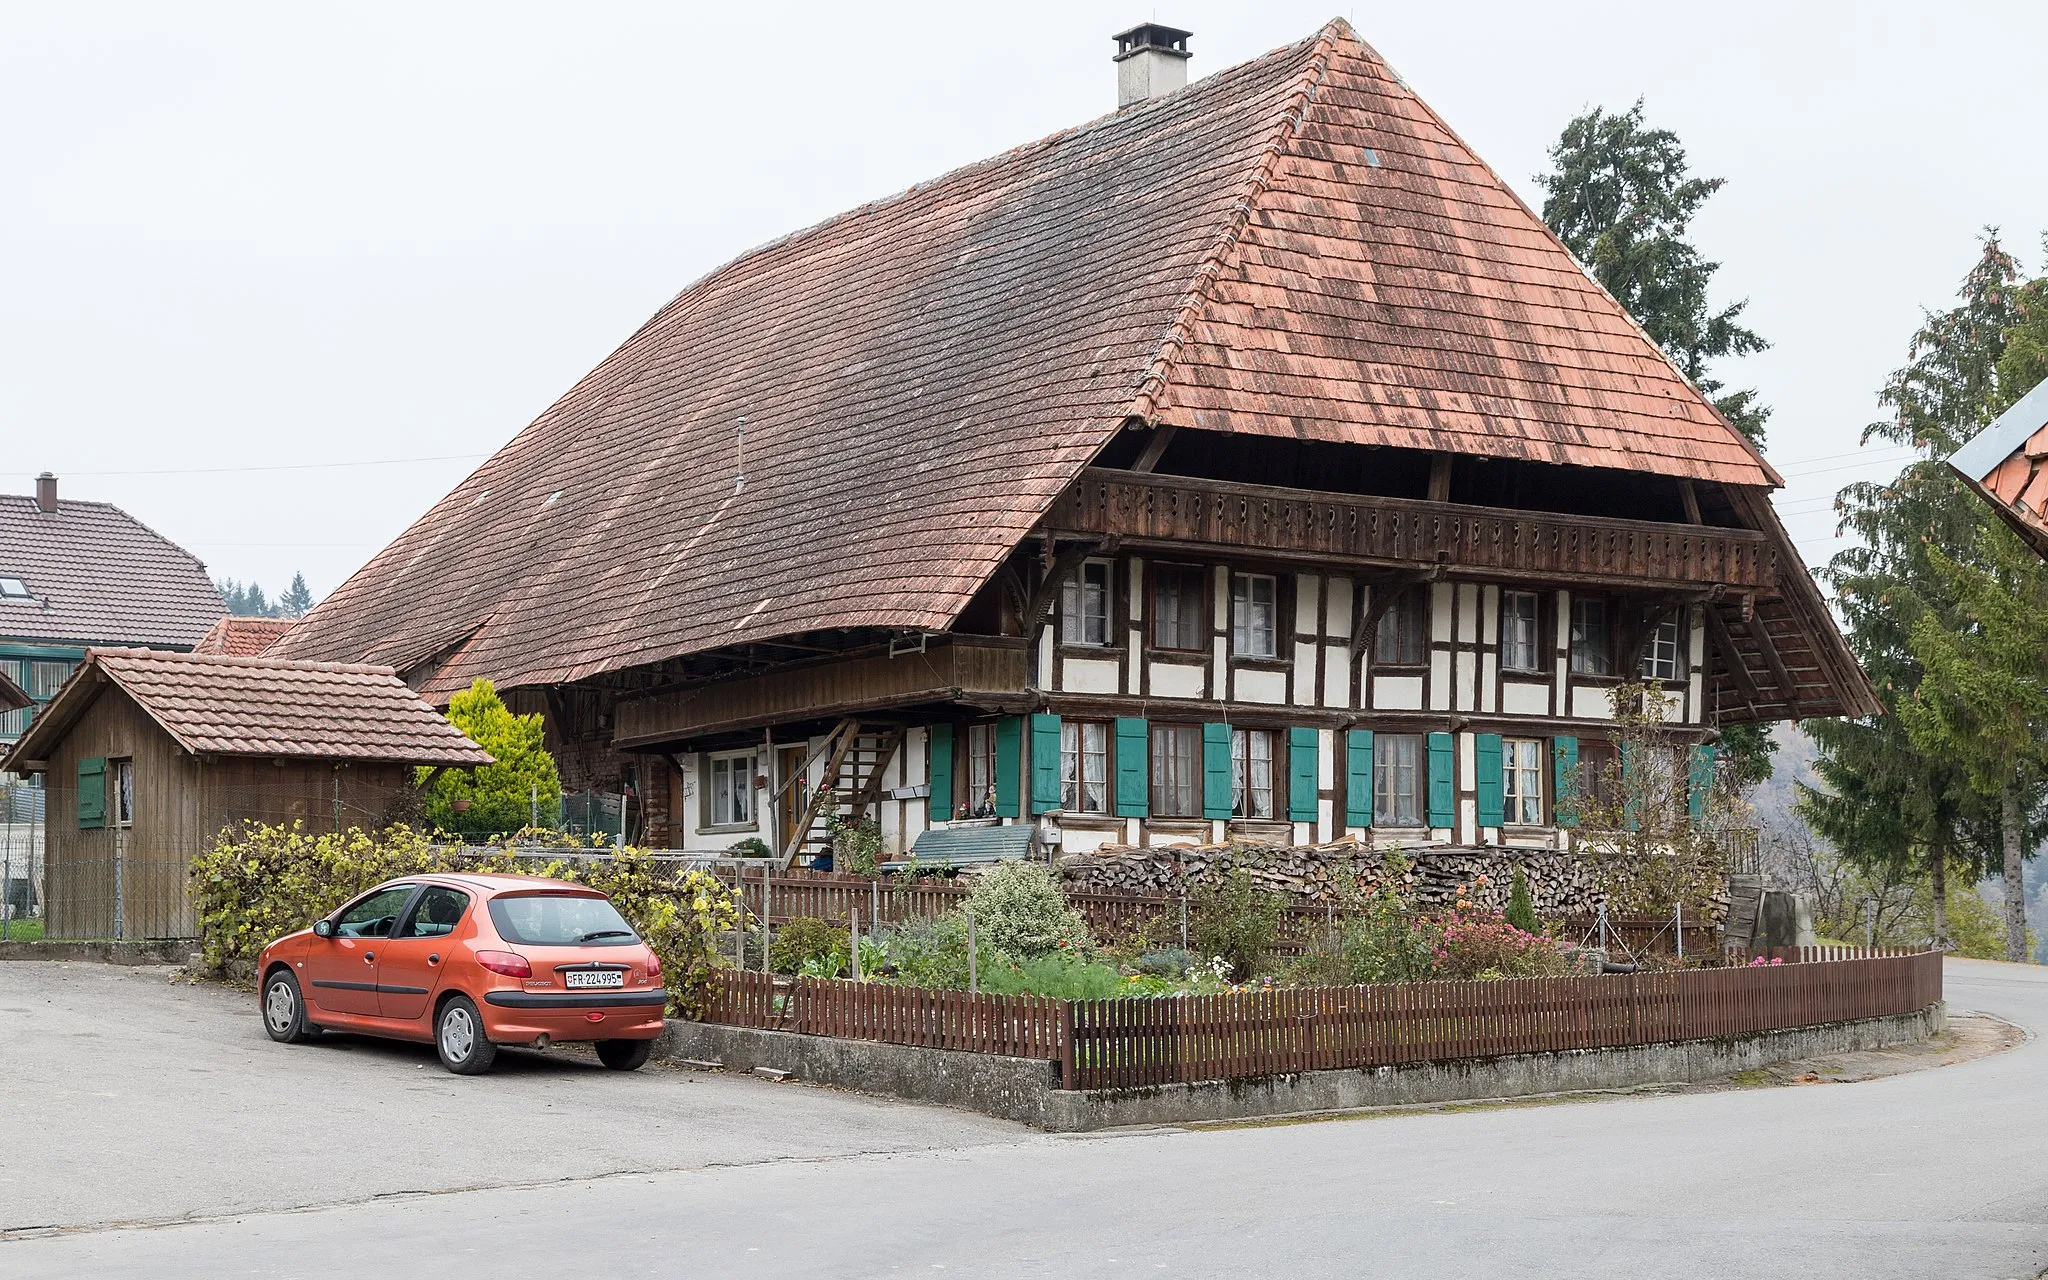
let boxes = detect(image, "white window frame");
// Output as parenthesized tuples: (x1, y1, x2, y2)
(1500, 590, 1541, 672)
(111, 757, 134, 828)
(1229, 573, 1279, 659)
(0, 577, 30, 599)
(967, 722, 999, 815)
(1231, 728, 1275, 819)
(1639, 614, 1683, 682)
(708, 750, 756, 828)
(1060, 560, 1113, 646)
(1373, 733, 1423, 827)
(1503, 738, 1544, 826)
(1060, 720, 1110, 814)
(1569, 597, 1612, 677)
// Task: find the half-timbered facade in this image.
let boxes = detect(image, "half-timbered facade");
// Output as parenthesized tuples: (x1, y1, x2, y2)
(273, 21, 1876, 864)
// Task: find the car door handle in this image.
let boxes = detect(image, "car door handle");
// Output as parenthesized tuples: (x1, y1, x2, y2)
(427, 954, 440, 966)
(363, 951, 376, 963)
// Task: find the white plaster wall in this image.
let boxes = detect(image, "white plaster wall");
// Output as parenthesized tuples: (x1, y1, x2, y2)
(1062, 657, 1121, 694)
(1687, 616, 1706, 723)
(1431, 582, 1455, 643)
(1295, 573, 1321, 636)
(1238, 667, 1287, 704)
(1293, 641, 1318, 702)
(1456, 583, 1478, 644)
(1501, 681, 1550, 716)
(1455, 650, 1476, 713)
(1571, 687, 1617, 719)
(1553, 590, 1572, 709)
(1428, 650, 1451, 710)
(1036, 626, 1053, 689)
(1152, 661, 1205, 699)
(1374, 674, 1424, 710)
(1125, 558, 1144, 695)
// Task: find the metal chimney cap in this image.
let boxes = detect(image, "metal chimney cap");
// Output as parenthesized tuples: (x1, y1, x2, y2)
(1113, 23, 1192, 62)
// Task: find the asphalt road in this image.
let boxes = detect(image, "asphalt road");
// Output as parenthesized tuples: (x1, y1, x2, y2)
(2, 958, 2044, 1279)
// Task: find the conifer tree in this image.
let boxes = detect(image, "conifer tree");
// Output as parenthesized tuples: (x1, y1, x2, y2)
(279, 572, 315, 619)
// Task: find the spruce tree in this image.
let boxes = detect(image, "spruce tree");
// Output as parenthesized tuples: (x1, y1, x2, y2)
(279, 572, 315, 619)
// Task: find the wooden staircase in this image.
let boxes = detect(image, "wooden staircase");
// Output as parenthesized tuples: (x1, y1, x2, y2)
(776, 718, 905, 869)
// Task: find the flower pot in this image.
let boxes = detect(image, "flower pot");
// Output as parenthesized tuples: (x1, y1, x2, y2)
(452, 799, 472, 812)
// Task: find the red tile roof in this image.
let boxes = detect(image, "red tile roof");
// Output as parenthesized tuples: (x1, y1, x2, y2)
(2, 649, 492, 768)
(192, 615, 296, 657)
(275, 20, 1780, 696)
(0, 493, 223, 648)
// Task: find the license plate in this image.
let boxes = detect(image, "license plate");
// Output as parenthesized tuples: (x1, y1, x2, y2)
(565, 970, 625, 989)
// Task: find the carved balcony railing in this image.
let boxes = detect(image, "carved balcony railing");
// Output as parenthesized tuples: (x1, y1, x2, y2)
(1043, 469, 1776, 590)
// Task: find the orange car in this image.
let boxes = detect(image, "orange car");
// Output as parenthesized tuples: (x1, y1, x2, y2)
(256, 873, 666, 1074)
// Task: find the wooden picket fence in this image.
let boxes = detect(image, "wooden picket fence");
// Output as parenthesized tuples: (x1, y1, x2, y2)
(700, 947, 1941, 1092)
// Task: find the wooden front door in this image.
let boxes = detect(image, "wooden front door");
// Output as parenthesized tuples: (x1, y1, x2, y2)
(777, 745, 810, 856)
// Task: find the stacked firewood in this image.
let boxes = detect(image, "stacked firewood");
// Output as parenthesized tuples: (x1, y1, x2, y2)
(1056, 839, 1726, 926)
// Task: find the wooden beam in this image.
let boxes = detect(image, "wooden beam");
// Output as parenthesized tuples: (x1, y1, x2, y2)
(1349, 568, 1436, 660)
(1021, 539, 1107, 635)
(1747, 611, 1803, 713)
(1679, 480, 1704, 524)
(1701, 603, 1761, 709)
(1428, 454, 1453, 503)
(1131, 425, 1179, 474)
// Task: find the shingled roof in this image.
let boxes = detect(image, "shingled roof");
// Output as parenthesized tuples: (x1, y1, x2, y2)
(2, 649, 492, 769)
(192, 615, 296, 657)
(0, 491, 223, 648)
(1950, 376, 2048, 560)
(275, 20, 1782, 697)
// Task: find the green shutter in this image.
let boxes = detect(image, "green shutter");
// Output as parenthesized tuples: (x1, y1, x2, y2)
(926, 723, 954, 822)
(1474, 733, 1504, 829)
(1287, 727, 1319, 823)
(1552, 735, 1579, 828)
(1344, 729, 1374, 828)
(78, 756, 106, 829)
(1028, 714, 1062, 815)
(1425, 732, 1455, 829)
(994, 716, 1022, 819)
(1621, 741, 1640, 832)
(1114, 717, 1149, 817)
(1688, 742, 1716, 822)
(1202, 722, 1233, 819)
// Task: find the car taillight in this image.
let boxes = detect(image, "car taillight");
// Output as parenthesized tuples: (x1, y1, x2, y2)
(475, 950, 532, 978)
(645, 953, 662, 982)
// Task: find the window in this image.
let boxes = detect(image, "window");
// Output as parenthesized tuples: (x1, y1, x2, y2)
(708, 751, 755, 826)
(1060, 561, 1112, 646)
(398, 887, 471, 938)
(967, 722, 999, 815)
(1566, 740, 1620, 818)
(1375, 588, 1427, 665)
(1503, 738, 1544, 825)
(1151, 565, 1207, 651)
(488, 894, 641, 947)
(110, 758, 134, 827)
(1500, 591, 1541, 672)
(1640, 614, 1683, 682)
(1060, 721, 1110, 814)
(1150, 724, 1203, 817)
(1569, 597, 1612, 676)
(1229, 574, 1278, 658)
(1231, 728, 1276, 819)
(334, 885, 417, 939)
(1373, 733, 1424, 826)
(0, 577, 29, 599)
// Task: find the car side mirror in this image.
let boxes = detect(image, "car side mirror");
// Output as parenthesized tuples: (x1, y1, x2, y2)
(312, 919, 335, 939)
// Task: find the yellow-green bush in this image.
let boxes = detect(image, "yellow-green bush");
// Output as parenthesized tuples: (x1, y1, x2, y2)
(189, 823, 738, 1016)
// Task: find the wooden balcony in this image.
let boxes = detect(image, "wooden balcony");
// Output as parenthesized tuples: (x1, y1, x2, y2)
(613, 636, 1030, 747)
(1042, 469, 1776, 590)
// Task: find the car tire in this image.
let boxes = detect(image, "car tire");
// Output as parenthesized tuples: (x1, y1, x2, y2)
(595, 1038, 653, 1071)
(435, 995, 497, 1075)
(261, 969, 317, 1044)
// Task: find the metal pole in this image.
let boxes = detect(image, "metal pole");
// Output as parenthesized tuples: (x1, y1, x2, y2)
(870, 877, 879, 938)
(1597, 901, 1608, 953)
(1675, 901, 1683, 962)
(850, 910, 861, 982)
(531, 782, 539, 832)
(967, 909, 977, 995)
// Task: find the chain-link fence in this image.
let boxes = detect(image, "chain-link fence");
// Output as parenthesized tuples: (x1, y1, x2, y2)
(2, 778, 45, 939)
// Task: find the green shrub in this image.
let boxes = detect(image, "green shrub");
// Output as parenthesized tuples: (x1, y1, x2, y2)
(980, 952, 1128, 999)
(962, 860, 1090, 960)
(1190, 868, 1285, 981)
(419, 679, 563, 837)
(189, 823, 737, 1015)
(768, 916, 848, 975)
(1505, 863, 1540, 934)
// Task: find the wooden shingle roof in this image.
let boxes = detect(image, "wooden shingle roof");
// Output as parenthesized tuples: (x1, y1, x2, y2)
(276, 21, 1779, 696)
(1950, 377, 2048, 560)
(2, 649, 492, 769)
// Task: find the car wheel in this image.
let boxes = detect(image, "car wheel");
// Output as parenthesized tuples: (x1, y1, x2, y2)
(435, 995, 497, 1075)
(595, 1038, 653, 1071)
(261, 969, 317, 1044)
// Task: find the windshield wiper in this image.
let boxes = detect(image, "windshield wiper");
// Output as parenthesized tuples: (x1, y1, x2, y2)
(576, 929, 634, 942)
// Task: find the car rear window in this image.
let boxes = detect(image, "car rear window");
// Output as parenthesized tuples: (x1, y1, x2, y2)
(487, 895, 641, 947)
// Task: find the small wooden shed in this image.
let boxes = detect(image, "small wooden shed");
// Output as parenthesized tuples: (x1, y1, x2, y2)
(0, 648, 491, 939)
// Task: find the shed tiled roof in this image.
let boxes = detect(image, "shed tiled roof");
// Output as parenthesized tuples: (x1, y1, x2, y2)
(0, 493, 223, 648)
(275, 20, 1778, 695)
(192, 615, 296, 657)
(2, 649, 492, 768)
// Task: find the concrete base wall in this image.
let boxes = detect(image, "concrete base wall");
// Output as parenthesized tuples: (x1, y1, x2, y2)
(0, 939, 194, 965)
(660, 1003, 1946, 1132)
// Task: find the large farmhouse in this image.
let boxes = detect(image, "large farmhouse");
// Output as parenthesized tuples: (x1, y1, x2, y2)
(274, 20, 1875, 863)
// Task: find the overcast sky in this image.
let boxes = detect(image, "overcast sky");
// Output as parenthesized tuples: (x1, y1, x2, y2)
(6, 2, 2045, 603)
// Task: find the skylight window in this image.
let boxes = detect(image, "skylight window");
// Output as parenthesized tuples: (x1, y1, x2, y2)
(0, 577, 31, 600)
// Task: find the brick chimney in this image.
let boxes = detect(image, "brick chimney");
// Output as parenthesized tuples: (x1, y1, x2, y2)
(1113, 23, 1191, 109)
(34, 472, 57, 514)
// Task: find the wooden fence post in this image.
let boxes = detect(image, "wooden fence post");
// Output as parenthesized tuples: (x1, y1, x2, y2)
(1060, 1000, 1076, 1090)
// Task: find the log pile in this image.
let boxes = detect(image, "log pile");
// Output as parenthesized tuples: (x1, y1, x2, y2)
(1056, 839, 1727, 927)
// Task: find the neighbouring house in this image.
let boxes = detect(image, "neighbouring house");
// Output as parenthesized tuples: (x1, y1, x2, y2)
(0, 649, 491, 939)
(1948, 376, 2048, 559)
(192, 615, 296, 657)
(1, 472, 224, 760)
(0, 670, 26, 716)
(271, 20, 1876, 866)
